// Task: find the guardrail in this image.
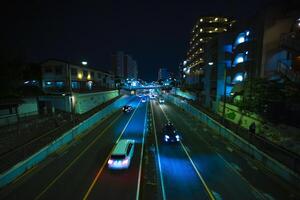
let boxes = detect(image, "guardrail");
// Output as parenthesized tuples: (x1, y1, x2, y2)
(164, 94, 300, 187)
(0, 95, 134, 188)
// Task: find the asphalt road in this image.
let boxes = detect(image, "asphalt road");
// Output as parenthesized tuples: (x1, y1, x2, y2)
(150, 99, 299, 200)
(0, 96, 147, 200)
(1, 95, 299, 200)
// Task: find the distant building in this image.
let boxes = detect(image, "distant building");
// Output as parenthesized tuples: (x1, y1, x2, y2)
(158, 68, 170, 80)
(41, 59, 115, 94)
(112, 51, 125, 77)
(112, 51, 138, 79)
(124, 55, 138, 79)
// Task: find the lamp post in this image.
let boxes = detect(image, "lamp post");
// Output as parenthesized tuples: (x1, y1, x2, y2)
(209, 61, 227, 123)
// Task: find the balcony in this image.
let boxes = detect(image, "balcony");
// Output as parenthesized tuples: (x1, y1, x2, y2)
(277, 60, 300, 83)
(280, 32, 300, 53)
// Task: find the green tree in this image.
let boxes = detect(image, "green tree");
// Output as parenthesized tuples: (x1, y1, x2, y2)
(236, 78, 284, 121)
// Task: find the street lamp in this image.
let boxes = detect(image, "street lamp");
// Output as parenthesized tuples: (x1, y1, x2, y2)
(81, 61, 87, 65)
(209, 61, 228, 123)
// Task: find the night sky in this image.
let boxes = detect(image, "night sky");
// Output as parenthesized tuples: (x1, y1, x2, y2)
(2, 0, 277, 81)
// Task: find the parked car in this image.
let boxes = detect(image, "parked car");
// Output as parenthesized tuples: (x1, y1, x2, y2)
(162, 122, 180, 143)
(122, 105, 133, 113)
(108, 139, 135, 169)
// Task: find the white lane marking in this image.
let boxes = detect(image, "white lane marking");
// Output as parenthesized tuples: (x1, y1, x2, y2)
(151, 102, 167, 200)
(212, 191, 223, 200)
(158, 104, 215, 200)
(216, 155, 266, 200)
(230, 162, 242, 172)
(179, 141, 216, 200)
(82, 99, 142, 200)
(161, 103, 267, 200)
(136, 101, 148, 200)
(226, 146, 234, 152)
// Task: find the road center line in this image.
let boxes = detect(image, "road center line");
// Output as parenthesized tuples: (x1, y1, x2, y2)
(83, 100, 142, 200)
(150, 101, 167, 200)
(135, 100, 148, 200)
(158, 103, 215, 200)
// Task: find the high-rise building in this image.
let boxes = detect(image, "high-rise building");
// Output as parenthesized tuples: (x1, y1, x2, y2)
(158, 68, 170, 80)
(184, 17, 234, 87)
(187, 16, 234, 68)
(112, 51, 124, 77)
(124, 55, 138, 79)
(112, 51, 138, 79)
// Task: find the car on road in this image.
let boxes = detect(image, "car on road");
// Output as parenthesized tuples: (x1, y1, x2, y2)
(122, 105, 133, 113)
(141, 97, 147, 103)
(162, 122, 180, 143)
(158, 97, 165, 104)
(108, 139, 135, 169)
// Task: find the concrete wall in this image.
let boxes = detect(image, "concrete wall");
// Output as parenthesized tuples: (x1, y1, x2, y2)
(0, 98, 38, 127)
(74, 90, 119, 114)
(0, 95, 134, 188)
(39, 95, 71, 112)
(172, 88, 197, 101)
(217, 102, 264, 133)
(39, 90, 119, 114)
(17, 98, 38, 117)
(164, 94, 300, 186)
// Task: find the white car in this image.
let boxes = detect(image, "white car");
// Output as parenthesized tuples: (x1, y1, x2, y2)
(141, 98, 147, 103)
(108, 139, 135, 169)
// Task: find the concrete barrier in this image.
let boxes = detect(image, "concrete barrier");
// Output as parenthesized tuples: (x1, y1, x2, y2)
(164, 94, 300, 186)
(0, 95, 134, 188)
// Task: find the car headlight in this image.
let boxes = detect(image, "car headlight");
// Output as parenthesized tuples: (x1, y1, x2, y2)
(165, 135, 170, 139)
(176, 135, 179, 139)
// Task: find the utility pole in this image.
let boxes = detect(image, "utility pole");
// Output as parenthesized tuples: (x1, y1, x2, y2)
(66, 63, 74, 124)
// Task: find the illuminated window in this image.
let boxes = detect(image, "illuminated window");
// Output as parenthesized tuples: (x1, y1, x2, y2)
(232, 73, 244, 84)
(234, 30, 250, 47)
(233, 53, 245, 66)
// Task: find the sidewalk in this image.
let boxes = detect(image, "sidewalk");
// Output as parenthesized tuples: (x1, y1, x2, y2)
(172, 94, 300, 174)
(0, 96, 121, 173)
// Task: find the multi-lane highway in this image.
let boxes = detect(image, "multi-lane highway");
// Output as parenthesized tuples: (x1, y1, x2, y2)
(0, 95, 299, 200)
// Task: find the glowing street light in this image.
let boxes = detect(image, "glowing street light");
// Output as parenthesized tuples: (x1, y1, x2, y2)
(81, 61, 87, 65)
(208, 62, 214, 66)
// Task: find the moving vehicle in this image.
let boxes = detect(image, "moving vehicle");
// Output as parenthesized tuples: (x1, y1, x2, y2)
(141, 97, 147, 103)
(162, 122, 180, 143)
(122, 105, 133, 113)
(158, 97, 165, 104)
(108, 139, 135, 169)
